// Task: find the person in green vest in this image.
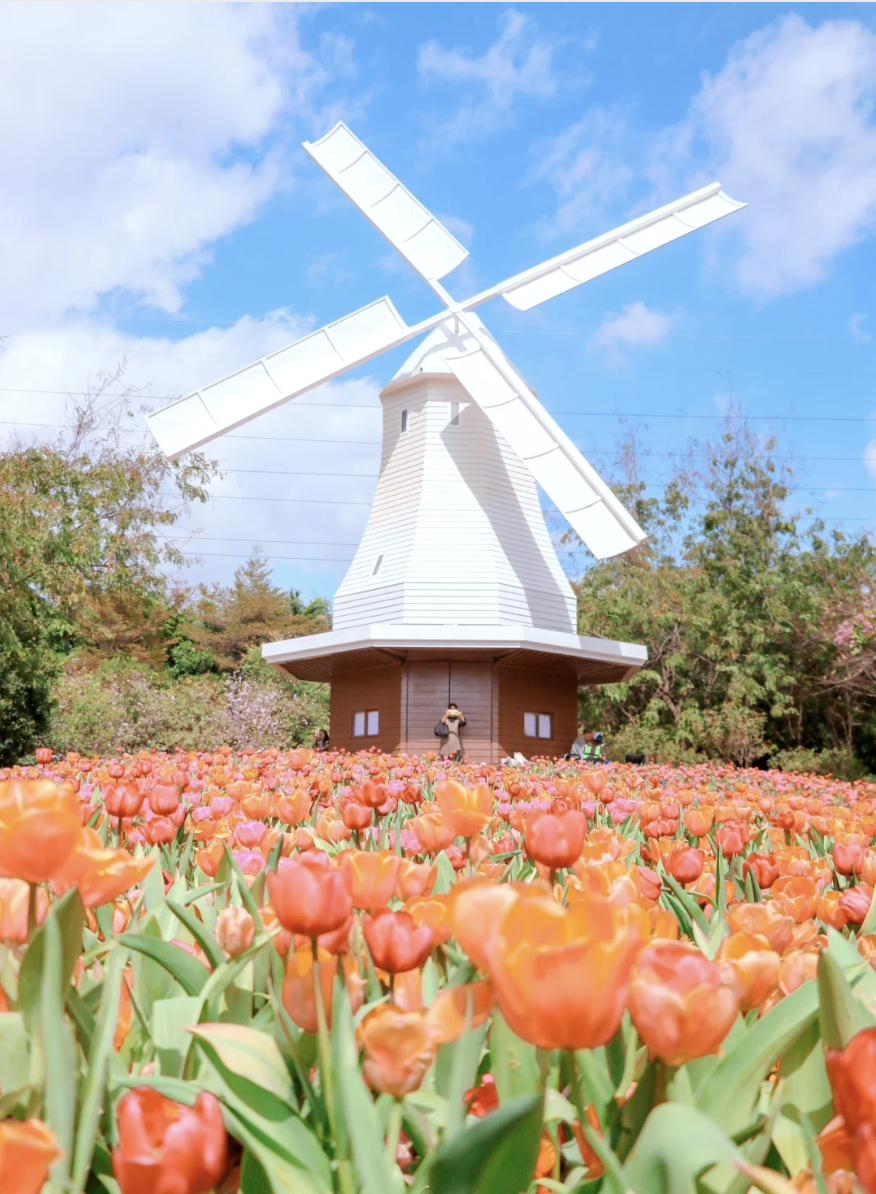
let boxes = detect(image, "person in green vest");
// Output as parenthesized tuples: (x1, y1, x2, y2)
(567, 727, 604, 762)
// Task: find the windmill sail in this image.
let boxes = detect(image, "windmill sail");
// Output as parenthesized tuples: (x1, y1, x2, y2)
(441, 320, 645, 560)
(494, 184, 744, 312)
(304, 123, 469, 283)
(147, 297, 411, 460)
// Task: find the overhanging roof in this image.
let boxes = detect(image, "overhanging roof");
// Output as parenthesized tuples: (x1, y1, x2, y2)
(263, 623, 647, 684)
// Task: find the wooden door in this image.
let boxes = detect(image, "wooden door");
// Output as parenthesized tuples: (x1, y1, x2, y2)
(448, 662, 492, 762)
(403, 662, 450, 755)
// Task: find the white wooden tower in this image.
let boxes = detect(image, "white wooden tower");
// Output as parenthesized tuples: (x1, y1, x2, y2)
(146, 124, 744, 759)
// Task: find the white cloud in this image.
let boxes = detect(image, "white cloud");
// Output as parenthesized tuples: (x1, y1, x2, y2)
(0, 313, 382, 592)
(587, 302, 678, 366)
(417, 9, 557, 152)
(850, 313, 872, 343)
(437, 214, 474, 246)
(0, 4, 342, 326)
(531, 15, 876, 298)
(677, 15, 876, 297)
(528, 108, 634, 238)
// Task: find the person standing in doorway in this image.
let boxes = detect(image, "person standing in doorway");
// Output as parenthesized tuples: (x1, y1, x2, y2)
(439, 701, 466, 761)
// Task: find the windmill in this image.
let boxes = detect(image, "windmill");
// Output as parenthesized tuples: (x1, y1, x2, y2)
(147, 123, 744, 762)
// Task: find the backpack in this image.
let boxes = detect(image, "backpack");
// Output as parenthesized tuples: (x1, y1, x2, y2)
(434, 721, 449, 738)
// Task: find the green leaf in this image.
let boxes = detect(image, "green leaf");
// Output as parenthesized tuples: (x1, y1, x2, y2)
(696, 977, 822, 1134)
(0, 1012, 29, 1093)
(166, 898, 224, 970)
(189, 1023, 295, 1120)
(489, 1010, 541, 1104)
(41, 908, 77, 1193)
(427, 1092, 543, 1194)
(817, 948, 875, 1050)
(623, 1103, 740, 1194)
(332, 984, 396, 1194)
(117, 932, 210, 996)
(439, 1017, 487, 1139)
(152, 995, 202, 1078)
(434, 850, 456, 895)
(18, 887, 84, 1034)
(71, 944, 127, 1192)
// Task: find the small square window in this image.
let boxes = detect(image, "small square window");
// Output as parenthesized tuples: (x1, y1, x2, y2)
(353, 711, 366, 737)
(367, 709, 379, 736)
(538, 714, 552, 739)
(400, 409, 408, 434)
(449, 402, 460, 426)
(523, 712, 537, 737)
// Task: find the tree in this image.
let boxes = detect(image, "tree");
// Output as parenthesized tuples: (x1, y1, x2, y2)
(183, 549, 331, 671)
(0, 369, 216, 759)
(574, 415, 876, 769)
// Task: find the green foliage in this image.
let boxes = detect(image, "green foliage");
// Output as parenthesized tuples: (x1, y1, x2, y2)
(576, 417, 876, 767)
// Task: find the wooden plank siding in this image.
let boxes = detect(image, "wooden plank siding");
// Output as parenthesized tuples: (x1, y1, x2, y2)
(329, 659, 579, 761)
(496, 666, 578, 760)
(329, 665, 402, 754)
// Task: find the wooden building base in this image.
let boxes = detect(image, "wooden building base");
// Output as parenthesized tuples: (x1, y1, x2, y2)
(328, 659, 578, 763)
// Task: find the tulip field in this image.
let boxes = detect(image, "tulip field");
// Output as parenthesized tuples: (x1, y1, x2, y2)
(3, 751, 876, 1194)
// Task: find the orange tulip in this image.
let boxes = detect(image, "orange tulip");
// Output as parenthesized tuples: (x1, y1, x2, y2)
(726, 901, 795, 954)
(482, 894, 642, 1050)
(112, 1087, 228, 1194)
(267, 853, 352, 937)
(446, 879, 523, 971)
(627, 941, 739, 1066)
(410, 812, 456, 854)
(771, 875, 818, 923)
(0, 780, 81, 883)
(358, 1004, 436, 1098)
(666, 847, 705, 886)
(274, 789, 311, 825)
(281, 947, 364, 1033)
(406, 894, 452, 945)
(435, 780, 492, 838)
(0, 1118, 62, 1194)
(338, 849, 400, 909)
(424, 980, 493, 1044)
(717, 933, 780, 1011)
(0, 878, 48, 943)
(827, 1028, 876, 1194)
(464, 1072, 500, 1118)
(685, 807, 714, 837)
(364, 909, 434, 974)
(816, 889, 849, 931)
(395, 860, 437, 900)
(196, 840, 225, 878)
(524, 808, 586, 870)
(50, 828, 155, 908)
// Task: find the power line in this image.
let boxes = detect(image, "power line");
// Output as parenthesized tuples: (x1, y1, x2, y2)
(177, 552, 355, 562)
(167, 536, 362, 546)
(0, 400, 874, 424)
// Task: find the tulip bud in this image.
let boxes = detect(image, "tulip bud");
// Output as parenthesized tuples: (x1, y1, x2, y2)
(267, 852, 352, 937)
(112, 1088, 227, 1194)
(216, 907, 255, 958)
(524, 808, 586, 870)
(0, 1118, 61, 1194)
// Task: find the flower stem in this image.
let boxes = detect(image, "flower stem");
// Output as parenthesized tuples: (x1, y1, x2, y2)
(311, 938, 336, 1133)
(27, 883, 38, 941)
(565, 1049, 627, 1194)
(385, 1097, 403, 1169)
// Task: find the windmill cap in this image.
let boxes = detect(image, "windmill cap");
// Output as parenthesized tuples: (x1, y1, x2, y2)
(388, 314, 536, 395)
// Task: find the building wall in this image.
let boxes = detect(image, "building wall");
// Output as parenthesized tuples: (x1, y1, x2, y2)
(329, 666, 403, 754)
(496, 666, 578, 759)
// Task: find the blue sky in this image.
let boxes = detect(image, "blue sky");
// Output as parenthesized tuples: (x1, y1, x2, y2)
(1, 2, 875, 601)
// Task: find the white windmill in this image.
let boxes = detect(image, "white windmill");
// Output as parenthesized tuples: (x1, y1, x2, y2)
(147, 123, 744, 762)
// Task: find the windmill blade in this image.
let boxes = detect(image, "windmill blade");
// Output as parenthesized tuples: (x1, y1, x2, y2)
(147, 297, 410, 459)
(443, 330, 645, 559)
(304, 122, 469, 283)
(496, 184, 744, 311)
